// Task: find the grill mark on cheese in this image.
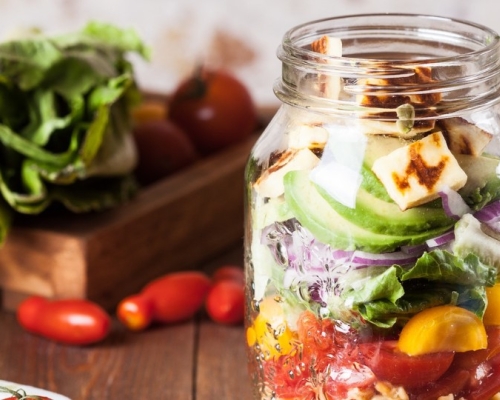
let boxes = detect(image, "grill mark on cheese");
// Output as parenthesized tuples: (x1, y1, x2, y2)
(440, 125, 473, 155)
(392, 140, 448, 193)
(311, 36, 329, 54)
(359, 66, 442, 109)
(437, 117, 493, 156)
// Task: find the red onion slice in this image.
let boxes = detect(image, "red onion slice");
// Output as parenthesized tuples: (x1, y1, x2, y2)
(351, 250, 419, 268)
(426, 230, 455, 248)
(439, 186, 471, 219)
(474, 199, 500, 223)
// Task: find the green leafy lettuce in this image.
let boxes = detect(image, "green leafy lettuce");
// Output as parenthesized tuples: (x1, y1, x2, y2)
(342, 249, 496, 328)
(0, 21, 150, 244)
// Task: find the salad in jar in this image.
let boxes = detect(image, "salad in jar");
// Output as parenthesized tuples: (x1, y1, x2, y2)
(244, 19, 500, 400)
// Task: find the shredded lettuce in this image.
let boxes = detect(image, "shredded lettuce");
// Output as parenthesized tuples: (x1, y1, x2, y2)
(0, 21, 149, 245)
(342, 249, 495, 328)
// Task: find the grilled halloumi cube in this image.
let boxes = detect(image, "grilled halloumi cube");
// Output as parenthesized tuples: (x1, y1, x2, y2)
(356, 109, 437, 138)
(288, 124, 328, 150)
(355, 67, 441, 138)
(372, 131, 467, 210)
(310, 35, 342, 100)
(357, 67, 441, 106)
(438, 117, 493, 156)
(254, 148, 320, 198)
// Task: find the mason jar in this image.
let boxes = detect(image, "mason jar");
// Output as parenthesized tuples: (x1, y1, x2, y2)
(244, 13, 500, 400)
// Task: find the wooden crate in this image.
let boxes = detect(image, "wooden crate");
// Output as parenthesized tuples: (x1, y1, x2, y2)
(0, 113, 272, 311)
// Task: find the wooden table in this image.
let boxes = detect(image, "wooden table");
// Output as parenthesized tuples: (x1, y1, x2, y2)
(0, 244, 254, 400)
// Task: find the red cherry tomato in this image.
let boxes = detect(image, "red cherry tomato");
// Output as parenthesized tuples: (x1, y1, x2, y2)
(358, 340, 454, 388)
(205, 280, 245, 325)
(141, 271, 212, 324)
(132, 119, 199, 185)
(116, 293, 154, 331)
(168, 68, 258, 155)
(17, 296, 111, 346)
(212, 265, 245, 284)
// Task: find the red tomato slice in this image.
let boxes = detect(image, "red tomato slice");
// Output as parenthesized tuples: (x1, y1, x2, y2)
(486, 326, 500, 364)
(466, 362, 500, 400)
(452, 326, 500, 370)
(412, 369, 471, 400)
(358, 340, 454, 388)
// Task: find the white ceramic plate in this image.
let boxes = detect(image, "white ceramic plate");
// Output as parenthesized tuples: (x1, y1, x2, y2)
(0, 380, 71, 399)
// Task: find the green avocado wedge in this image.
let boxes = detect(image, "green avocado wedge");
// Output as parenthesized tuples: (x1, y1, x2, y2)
(283, 170, 453, 253)
(314, 176, 456, 235)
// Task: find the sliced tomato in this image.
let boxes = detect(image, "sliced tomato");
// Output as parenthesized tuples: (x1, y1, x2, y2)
(411, 369, 471, 400)
(466, 362, 500, 400)
(358, 340, 454, 389)
(486, 326, 500, 364)
(452, 326, 500, 371)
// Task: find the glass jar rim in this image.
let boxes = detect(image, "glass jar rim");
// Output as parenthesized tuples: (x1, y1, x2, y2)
(275, 13, 500, 118)
(280, 13, 500, 66)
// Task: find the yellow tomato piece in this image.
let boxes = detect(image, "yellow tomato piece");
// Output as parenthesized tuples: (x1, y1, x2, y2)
(247, 297, 295, 360)
(484, 284, 500, 326)
(132, 101, 167, 124)
(398, 305, 487, 356)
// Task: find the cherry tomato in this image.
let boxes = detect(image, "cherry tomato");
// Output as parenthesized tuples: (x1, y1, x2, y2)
(116, 293, 154, 331)
(17, 296, 111, 346)
(168, 67, 258, 155)
(141, 271, 212, 324)
(212, 265, 244, 284)
(398, 305, 487, 355)
(358, 340, 454, 388)
(132, 119, 199, 185)
(205, 279, 244, 325)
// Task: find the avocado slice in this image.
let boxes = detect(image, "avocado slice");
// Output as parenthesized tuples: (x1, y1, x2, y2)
(283, 170, 452, 253)
(314, 182, 455, 235)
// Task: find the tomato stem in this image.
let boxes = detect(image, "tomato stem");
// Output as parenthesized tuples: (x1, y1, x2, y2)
(181, 64, 208, 100)
(0, 386, 47, 399)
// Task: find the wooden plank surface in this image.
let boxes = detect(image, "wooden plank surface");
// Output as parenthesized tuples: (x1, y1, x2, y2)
(0, 244, 252, 400)
(0, 312, 197, 399)
(196, 321, 253, 400)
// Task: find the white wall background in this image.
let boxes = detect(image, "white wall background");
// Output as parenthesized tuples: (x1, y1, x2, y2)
(1, 0, 499, 107)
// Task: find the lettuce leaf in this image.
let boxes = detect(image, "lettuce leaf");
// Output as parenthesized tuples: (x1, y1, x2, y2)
(343, 249, 495, 328)
(0, 21, 149, 245)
